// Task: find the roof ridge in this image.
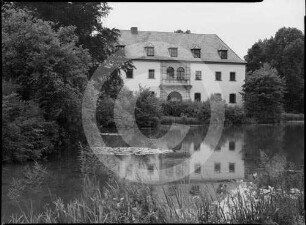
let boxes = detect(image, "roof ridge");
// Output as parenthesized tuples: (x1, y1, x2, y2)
(119, 29, 217, 36)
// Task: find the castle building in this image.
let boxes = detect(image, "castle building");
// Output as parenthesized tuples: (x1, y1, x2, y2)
(117, 27, 246, 104)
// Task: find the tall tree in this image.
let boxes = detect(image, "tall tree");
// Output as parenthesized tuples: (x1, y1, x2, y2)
(244, 27, 304, 113)
(14, 2, 120, 77)
(241, 63, 286, 123)
(2, 5, 92, 145)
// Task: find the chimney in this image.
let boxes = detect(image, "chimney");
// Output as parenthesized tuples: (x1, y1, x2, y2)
(130, 27, 138, 34)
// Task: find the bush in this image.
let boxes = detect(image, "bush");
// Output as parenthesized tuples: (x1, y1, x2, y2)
(281, 113, 304, 121)
(135, 87, 162, 128)
(162, 95, 246, 125)
(225, 105, 246, 125)
(96, 95, 116, 128)
(242, 63, 286, 123)
(161, 100, 201, 118)
(96, 87, 162, 129)
(160, 116, 200, 125)
(2, 93, 59, 162)
(196, 100, 211, 124)
(2, 6, 91, 146)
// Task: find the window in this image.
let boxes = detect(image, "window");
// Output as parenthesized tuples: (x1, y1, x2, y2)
(194, 143, 200, 151)
(166, 166, 174, 177)
(126, 164, 132, 175)
(126, 164, 133, 176)
(169, 48, 178, 57)
(145, 47, 154, 56)
(115, 45, 125, 51)
(191, 49, 201, 58)
(190, 185, 200, 195)
(194, 93, 201, 102)
(218, 50, 228, 59)
(194, 164, 201, 174)
(176, 166, 184, 176)
(214, 163, 221, 173)
(195, 71, 202, 80)
(229, 141, 235, 151)
(126, 69, 133, 79)
(215, 145, 221, 151)
(230, 72, 236, 81)
(168, 185, 177, 196)
(149, 69, 155, 79)
(167, 67, 175, 79)
(177, 67, 185, 80)
(214, 93, 222, 100)
(215, 72, 222, 81)
(229, 163, 235, 173)
(147, 164, 154, 174)
(229, 94, 236, 103)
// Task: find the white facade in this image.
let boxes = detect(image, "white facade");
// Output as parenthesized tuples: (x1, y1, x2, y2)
(118, 28, 246, 105)
(121, 60, 245, 105)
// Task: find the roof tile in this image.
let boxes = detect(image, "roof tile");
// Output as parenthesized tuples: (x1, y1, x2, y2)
(118, 30, 246, 64)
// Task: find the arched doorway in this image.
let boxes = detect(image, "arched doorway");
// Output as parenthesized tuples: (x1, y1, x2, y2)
(167, 91, 182, 102)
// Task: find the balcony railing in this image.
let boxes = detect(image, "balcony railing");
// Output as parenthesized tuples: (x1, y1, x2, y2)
(162, 78, 191, 85)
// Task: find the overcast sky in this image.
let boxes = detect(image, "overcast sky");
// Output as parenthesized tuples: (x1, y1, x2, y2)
(103, 1, 304, 59)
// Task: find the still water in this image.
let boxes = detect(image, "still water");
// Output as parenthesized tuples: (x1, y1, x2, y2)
(1, 123, 304, 221)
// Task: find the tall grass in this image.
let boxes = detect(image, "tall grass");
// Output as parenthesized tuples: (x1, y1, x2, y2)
(7, 172, 304, 224)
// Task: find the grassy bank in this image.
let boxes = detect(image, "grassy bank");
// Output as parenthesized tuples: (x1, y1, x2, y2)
(8, 176, 304, 224)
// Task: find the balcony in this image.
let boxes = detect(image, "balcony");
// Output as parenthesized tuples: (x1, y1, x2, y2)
(161, 78, 191, 85)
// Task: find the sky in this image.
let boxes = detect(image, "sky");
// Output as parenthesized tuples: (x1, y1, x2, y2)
(103, 0, 305, 59)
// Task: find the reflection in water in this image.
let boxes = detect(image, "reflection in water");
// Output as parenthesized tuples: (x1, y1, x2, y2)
(107, 124, 304, 201)
(108, 125, 246, 200)
(1, 123, 304, 220)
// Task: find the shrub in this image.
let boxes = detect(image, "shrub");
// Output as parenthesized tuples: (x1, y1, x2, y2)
(281, 113, 304, 121)
(96, 87, 162, 129)
(224, 105, 246, 125)
(135, 87, 162, 128)
(161, 100, 201, 118)
(195, 101, 211, 124)
(160, 116, 200, 125)
(2, 6, 91, 146)
(96, 95, 116, 128)
(196, 94, 226, 124)
(2, 93, 59, 162)
(241, 63, 286, 123)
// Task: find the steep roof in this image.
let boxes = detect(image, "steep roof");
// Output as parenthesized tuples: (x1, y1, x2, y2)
(118, 29, 246, 64)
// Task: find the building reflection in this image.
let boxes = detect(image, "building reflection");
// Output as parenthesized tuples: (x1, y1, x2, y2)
(112, 126, 245, 199)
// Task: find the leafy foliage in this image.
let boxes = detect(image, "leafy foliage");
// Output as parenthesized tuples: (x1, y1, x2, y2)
(2, 93, 59, 162)
(244, 27, 304, 113)
(13, 2, 120, 75)
(174, 29, 191, 34)
(241, 64, 286, 123)
(97, 87, 162, 129)
(135, 87, 162, 128)
(224, 105, 245, 125)
(2, 6, 92, 146)
(161, 100, 202, 118)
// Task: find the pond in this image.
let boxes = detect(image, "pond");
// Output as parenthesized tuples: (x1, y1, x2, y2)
(1, 122, 304, 222)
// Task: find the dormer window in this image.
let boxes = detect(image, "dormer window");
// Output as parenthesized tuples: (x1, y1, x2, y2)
(169, 48, 178, 57)
(218, 45, 228, 59)
(145, 47, 154, 56)
(191, 48, 201, 58)
(218, 50, 228, 59)
(115, 45, 125, 51)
